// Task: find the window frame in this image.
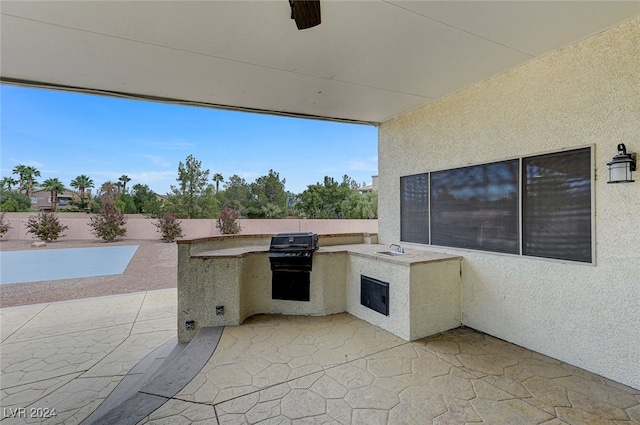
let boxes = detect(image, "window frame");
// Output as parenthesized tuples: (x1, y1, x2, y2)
(399, 145, 595, 265)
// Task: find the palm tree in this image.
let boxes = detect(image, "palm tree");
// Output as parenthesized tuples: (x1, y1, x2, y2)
(70, 174, 94, 198)
(42, 178, 65, 212)
(1, 176, 19, 191)
(70, 175, 94, 210)
(213, 173, 224, 194)
(13, 165, 41, 198)
(12, 164, 28, 194)
(118, 175, 131, 194)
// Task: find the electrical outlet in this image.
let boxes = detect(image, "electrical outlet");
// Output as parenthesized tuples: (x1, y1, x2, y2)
(185, 320, 195, 330)
(216, 305, 224, 316)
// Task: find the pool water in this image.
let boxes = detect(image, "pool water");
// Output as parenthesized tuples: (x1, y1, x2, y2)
(0, 245, 139, 285)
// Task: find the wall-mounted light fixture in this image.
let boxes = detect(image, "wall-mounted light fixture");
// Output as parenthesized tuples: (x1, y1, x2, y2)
(607, 143, 636, 183)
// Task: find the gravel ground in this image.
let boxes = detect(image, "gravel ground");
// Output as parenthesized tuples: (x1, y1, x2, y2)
(0, 239, 177, 308)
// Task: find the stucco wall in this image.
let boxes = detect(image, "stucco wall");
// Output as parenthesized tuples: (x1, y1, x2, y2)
(1, 213, 376, 241)
(378, 18, 640, 389)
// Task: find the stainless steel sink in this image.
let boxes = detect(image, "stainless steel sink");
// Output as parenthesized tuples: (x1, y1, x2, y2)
(376, 251, 404, 256)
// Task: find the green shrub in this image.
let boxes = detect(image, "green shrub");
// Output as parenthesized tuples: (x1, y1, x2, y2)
(216, 206, 242, 235)
(153, 211, 184, 242)
(25, 211, 69, 242)
(0, 190, 31, 212)
(0, 212, 10, 238)
(0, 199, 19, 212)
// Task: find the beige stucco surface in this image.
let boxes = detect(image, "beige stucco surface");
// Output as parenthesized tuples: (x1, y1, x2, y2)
(2, 214, 377, 241)
(177, 236, 461, 344)
(346, 251, 462, 341)
(378, 17, 640, 389)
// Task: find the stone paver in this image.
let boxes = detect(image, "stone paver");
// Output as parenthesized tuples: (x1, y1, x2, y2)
(192, 317, 640, 425)
(0, 289, 176, 425)
(2, 294, 639, 425)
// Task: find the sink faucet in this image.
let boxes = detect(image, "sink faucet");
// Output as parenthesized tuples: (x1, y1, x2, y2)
(389, 243, 404, 253)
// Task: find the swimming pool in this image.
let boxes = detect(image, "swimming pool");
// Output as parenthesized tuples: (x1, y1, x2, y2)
(0, 245, 139, 285)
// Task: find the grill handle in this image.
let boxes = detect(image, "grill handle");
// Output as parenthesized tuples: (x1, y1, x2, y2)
(270, 244, 310, 249)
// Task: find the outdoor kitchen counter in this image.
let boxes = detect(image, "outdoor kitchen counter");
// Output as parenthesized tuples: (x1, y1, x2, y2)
(318, 244, 461, 265)
(178, 239, 463, 343)
(192, 245, 268, 258)
(191, 243, 460, 265)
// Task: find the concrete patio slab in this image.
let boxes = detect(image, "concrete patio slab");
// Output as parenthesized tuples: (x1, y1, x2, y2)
(1, 289, 639, 424)
(0, 289, 176, 425)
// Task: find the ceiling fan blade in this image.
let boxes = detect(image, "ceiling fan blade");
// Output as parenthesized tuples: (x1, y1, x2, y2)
(290, 0, 321, 30)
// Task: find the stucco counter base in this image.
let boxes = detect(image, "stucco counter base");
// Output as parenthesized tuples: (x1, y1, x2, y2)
(177, 239, 462, 343)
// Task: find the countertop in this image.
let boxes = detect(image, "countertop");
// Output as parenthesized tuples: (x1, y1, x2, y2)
(193, 244, 460, 266)
(320, 244, 461, 265)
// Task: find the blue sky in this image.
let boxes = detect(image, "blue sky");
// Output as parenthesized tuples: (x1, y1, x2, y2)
(1, 85, 378, 195)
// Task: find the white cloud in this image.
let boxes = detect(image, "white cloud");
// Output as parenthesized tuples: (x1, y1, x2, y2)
(85, 170, 176, 194)
(348, 156, 378, 172)
(133, 170, 176, 182)
(90, 170, 174, 182)
(9, 158, 44, 168)
(140, 154, 171, 167)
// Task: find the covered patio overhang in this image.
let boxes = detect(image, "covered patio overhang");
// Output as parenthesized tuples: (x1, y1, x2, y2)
(1, 1, 638, 125)
(2, 0, 639, 393)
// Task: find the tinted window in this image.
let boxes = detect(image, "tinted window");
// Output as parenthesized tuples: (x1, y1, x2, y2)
(523, 148, 592, 262)
(400, 173, 429, 244)
(399, 148, 592, 263)
(430, 160, 519, 254)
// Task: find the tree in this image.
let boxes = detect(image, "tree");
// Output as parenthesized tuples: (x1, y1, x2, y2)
(341, 174, 360, 191)
(88, 182, 127, 242)
(250, 169, 287, 217)
(341, 191, 378, 219)
(13, 164, 41, 197)
(70, 174, 94, 199)
(118, 175, 131, 194)
(221, 174, 252, 214)
(23, 165, 41, 197)
(261, 203, 282, 219)
(131, 183, 163, 216)
(295, 175, 355, 218)
(213, 173, 224, 194)
(70, 174, 94, 210)
(1, 176, 19, 192)
(12, 164, 27, 194)
(0, 189, 31, 212)
(286, 191, 299, 215)
(167, 155, 213, 219)
(42, 178, 65, 212)
(120, 193, 137, 214)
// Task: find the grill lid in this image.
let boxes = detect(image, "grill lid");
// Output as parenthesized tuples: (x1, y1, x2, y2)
(269, 232, 319, 252)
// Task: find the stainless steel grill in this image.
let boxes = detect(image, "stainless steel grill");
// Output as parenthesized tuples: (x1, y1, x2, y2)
(268, 232, 318, 301)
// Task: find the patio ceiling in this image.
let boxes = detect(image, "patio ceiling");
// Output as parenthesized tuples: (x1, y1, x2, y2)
(1, 1, 638, 125)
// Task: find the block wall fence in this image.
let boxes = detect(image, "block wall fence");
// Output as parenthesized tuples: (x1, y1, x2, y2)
(1, 213, 377, 241)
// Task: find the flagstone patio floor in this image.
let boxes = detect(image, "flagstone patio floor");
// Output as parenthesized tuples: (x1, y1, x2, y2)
(1, 288, 638, 424)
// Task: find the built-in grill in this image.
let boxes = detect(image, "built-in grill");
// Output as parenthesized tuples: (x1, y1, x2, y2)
(269, 232, 319, 301)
